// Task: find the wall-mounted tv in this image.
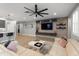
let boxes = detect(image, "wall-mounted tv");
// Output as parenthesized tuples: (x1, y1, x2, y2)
(41, 22, 53, 30)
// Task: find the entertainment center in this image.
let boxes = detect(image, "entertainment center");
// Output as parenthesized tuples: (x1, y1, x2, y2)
(36, 17, 68, 37)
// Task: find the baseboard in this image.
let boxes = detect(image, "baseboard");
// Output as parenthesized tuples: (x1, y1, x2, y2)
(22, 34, 36, 37)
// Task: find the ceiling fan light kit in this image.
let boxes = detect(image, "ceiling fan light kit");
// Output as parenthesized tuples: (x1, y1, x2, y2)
(24, 4, 48, 18)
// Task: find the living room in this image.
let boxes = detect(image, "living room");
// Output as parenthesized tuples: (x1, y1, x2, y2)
(0, 3, 79, 56)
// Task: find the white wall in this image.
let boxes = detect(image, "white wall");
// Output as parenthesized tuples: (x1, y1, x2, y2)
(6, 20, 16, 33)
(18, 21, 36, 36)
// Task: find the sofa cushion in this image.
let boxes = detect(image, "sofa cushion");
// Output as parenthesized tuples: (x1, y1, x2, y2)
(66, 41, 79, 56)
(0, 44, 17, 56)
(47, 41, 67, 56)
(7, 41, 17, 52)
(19, 48, 43, 56)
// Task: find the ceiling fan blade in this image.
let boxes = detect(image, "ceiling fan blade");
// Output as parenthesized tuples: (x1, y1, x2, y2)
(38, 13, 44, 17)
(24, 7, 34, 12)
(29, 13, 34, 16)
(40, 13, 48, 15)
(24, 11, 32, 13)
(35, 4, 38, 13)
(38, 8, 48, 13)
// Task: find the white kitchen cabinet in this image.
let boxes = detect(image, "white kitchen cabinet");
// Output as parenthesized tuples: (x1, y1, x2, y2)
(0, 18, 16, 43)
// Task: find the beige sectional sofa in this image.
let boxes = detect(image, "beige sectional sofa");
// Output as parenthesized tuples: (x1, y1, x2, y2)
(0, 44, 43, 56)
(0, 44, 17, 56)
(0, 38, 79, 56)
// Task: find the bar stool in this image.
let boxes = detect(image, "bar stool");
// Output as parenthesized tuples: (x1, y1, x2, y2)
(6, 32, 14, 40)
(0, 33, 3, 38)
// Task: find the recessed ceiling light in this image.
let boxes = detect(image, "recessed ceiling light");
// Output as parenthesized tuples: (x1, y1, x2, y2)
(34, 16, 36, 19)
(53, 13, 56, 15)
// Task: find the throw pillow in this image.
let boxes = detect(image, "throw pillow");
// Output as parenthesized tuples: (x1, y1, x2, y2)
(58, 38, 68, 48)
(7, 41, 17, 52)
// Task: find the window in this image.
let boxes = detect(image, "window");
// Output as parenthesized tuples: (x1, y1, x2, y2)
(72, 10, 79, 36)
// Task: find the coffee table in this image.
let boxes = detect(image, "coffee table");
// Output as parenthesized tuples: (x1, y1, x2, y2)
(28, 40, 45, 50)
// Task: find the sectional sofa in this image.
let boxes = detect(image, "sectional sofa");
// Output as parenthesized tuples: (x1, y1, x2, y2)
(0, 38, 79, 56)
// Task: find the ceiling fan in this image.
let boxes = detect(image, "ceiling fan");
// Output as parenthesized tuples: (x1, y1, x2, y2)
(24, 4, 48, 17)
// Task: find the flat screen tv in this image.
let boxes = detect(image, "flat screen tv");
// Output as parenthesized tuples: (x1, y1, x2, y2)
(0, 20, 5, 28)
(41, 22, 53, 30)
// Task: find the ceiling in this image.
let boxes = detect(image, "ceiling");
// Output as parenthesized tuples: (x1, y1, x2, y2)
(0, 3, 78, 21)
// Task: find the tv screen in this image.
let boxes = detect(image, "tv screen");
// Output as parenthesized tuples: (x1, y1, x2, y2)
(0, 20, 5, 28)
(41, 22, 53, 30)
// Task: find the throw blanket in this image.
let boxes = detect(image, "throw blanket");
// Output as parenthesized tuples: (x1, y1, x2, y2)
(40, 41, 53, 55)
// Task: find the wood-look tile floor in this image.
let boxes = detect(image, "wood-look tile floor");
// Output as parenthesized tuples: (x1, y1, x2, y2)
(16, 34, 54, 48)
